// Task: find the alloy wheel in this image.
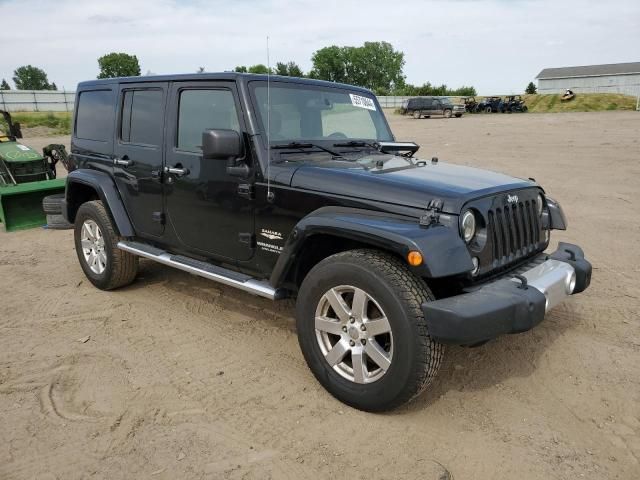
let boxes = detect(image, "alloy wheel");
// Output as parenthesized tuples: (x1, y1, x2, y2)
(314, 285, 393, 384)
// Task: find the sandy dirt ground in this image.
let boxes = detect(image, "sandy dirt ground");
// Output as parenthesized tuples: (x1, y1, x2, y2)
(1, 112, 639, 480)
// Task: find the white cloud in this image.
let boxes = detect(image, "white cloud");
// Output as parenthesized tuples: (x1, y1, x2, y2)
(0, 0, 638, 94)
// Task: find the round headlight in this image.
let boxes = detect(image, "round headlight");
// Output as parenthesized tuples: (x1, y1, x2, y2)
(461, 210, 476, 243)
(537, 194, 545, 216)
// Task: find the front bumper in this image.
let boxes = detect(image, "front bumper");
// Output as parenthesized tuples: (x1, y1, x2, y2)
(422, 242, 592, 345)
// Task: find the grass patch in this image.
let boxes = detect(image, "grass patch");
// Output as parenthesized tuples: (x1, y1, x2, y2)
(0, 111, 72, 135)
(522, 93, 637, 113)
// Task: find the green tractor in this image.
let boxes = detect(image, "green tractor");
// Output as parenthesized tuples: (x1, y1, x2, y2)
(0, 110, 73, 231)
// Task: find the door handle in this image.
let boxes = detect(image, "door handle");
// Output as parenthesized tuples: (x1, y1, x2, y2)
(164, 166, 189, 176)
(114, 156, 132, 167)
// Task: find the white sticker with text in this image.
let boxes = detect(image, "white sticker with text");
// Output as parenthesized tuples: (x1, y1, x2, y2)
(16, 145, 30, 151)
(349, 94, 376, 111)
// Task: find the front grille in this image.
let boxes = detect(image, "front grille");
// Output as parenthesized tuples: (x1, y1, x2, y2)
(487, 199, 541, 267)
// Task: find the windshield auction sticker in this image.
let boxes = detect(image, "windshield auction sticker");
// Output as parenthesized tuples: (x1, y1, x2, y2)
(349, 94, 376, 111)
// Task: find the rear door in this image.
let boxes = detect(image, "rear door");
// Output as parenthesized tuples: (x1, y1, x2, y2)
(113, 82, 168, 238)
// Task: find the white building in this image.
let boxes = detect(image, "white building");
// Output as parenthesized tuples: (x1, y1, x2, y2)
(536, 62, 640, 96)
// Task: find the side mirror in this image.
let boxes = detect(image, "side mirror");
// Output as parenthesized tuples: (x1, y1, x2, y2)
(202, 129, 242, 160)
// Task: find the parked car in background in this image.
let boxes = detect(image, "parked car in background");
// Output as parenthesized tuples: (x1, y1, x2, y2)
(405, 97, 464, 119)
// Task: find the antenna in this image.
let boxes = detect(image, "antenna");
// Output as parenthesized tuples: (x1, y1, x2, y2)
(266, 36, 274, 203)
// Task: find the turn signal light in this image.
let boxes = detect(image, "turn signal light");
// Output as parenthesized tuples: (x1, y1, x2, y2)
(407, 251, 423, 266)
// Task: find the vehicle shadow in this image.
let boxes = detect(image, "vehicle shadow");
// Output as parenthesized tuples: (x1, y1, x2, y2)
(125, 259, 580, 412)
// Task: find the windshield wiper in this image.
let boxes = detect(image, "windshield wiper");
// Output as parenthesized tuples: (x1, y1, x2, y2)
(271, 142, 342, 157)
(332, 140, 378, 149)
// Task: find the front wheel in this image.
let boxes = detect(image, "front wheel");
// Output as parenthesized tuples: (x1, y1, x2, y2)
(443, 109, 452, 118)
(485, 106, 492, 113)
(296, 249, 444, 411)
(74, 200, 138, 290)
(412, 110, 421, 119)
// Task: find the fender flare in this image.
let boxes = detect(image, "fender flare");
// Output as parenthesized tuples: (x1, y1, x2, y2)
(63, 169, 135, 237)
(269, 206, 474, 287)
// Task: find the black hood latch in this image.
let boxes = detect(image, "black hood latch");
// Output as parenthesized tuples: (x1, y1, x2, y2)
(420, 199, 444, 227)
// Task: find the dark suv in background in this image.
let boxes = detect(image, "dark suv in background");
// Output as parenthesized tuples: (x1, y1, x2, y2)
(403, 96, 465, 118)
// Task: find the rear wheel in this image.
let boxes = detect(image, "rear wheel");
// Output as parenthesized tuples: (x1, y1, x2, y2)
(74, 200, 138, 290)
(485, 106, 492, 113)
(296, 249, 444, 411)
(443, 109, 452, 118)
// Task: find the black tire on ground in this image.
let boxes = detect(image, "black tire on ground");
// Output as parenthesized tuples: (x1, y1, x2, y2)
(296, 249, 444, 412)
(485, 106, 492, 113)
(455, 113, 462, 118)
(46, 213, 73, 230)
(412, 110, 421, 119)
(42, 193, 65, 214)
(522, 106, 528, 112)
(443, 109, 452, 118)
(74, 200, 138, 290)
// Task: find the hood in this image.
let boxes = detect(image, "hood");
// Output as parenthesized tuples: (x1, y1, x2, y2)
(289, 155, 537, 213)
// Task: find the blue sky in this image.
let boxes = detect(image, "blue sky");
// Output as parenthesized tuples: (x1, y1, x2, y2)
(1, 0, 638, 94)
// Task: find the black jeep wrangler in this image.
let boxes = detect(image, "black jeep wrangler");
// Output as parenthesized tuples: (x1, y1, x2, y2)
(63, 73, 591, 411)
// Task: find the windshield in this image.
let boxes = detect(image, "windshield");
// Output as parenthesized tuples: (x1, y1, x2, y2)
(250, 82, 393, 144)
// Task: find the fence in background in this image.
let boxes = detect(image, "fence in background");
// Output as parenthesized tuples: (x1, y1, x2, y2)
(0, 90, 75, 112)
(1, 91, 414, 112)
(376, 96, 413, 108)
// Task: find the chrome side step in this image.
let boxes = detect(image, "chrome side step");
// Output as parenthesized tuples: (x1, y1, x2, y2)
(117, 241, 279, 300)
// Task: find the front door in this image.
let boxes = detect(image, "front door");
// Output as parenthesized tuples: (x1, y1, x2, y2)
(164, 81, 254, 261)
(113, 83, 168, 238)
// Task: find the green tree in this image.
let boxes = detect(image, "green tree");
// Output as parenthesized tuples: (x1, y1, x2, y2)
(50, 82, 58, 91)
(310, 42, 405, 93)
(525, 81, 537, 94)
(97, 52, 141, 79)
(275, 61, 304, 77)
(247, 64, 271, 74)
(234, 66, 248, 73)
(12, 65, 52, 90)
(0, 79, 10, 90)
(309, 45, 347, 83)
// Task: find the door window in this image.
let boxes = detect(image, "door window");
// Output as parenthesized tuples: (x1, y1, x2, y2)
(120, 89, 164, 146)
(75, 90, 113, 141)
(177, 89, 240, 152)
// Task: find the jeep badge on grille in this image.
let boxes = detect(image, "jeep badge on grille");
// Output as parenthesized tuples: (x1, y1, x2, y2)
(507, 194, 519, 204)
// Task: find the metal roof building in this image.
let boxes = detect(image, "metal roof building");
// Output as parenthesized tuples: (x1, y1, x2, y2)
(536, 62, 640, 96)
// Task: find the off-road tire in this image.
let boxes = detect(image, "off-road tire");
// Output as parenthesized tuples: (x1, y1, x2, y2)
(74, 200, 138, 290)
(46, 213, 73, 230)
(443, 109, 452, 118)
(413, 110, 421, 119)
(455, 113, 462, 118)
(522, 105, 528, 112)
(42, 193, 65, 214)
(296, 249, 444, 411)
(485, 106, 492, 113)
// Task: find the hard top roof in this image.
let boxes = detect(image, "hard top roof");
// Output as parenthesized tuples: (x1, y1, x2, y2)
(76, 72, 373, 94)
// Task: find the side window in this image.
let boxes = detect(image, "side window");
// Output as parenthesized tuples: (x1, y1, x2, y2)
(177, 89, 240, 152)
(120, 89, 163, 146)
(75, 90, 113, 141)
